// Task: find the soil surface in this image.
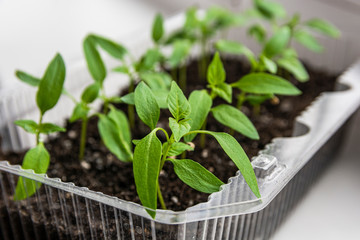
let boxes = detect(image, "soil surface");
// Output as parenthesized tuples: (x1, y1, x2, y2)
(0, 57, 338, 211)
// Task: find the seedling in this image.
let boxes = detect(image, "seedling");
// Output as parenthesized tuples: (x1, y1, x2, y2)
(13, 53, 66, 200)
(133, 81, 260, 218)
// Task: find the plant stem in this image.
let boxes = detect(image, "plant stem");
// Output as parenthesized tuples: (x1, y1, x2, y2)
(36, 113, 43, 145)
(78, 117, 88, 161)
(179, 64, 187, 91)
(128, 78, 135, 129)
(157, 183, 167, 210)
(237, 91, 246, 110)
(253, 104, 261, 117)
(200, 118, 207, 149)
(171, 68, 177, 82)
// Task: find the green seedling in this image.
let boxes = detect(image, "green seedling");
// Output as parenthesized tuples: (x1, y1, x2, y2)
(133, 81, 260, 218)
(13, 53, 66, 200)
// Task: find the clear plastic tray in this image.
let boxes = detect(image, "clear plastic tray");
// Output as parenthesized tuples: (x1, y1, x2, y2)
(1, 9, 360, 240)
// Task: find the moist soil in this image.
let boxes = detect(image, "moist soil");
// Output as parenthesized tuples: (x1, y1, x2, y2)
(0, 57, 338, 211)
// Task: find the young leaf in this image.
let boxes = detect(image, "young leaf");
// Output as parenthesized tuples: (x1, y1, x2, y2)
(81, 82, 100, 104)
(118, 92, 135, 105)
(14, 120, 39, 134)
(194, 131, 260, 198)
(207, 52, 225, 86)
(248, 24, 267, 43)
(260, 55, 277, 74)
(169, 118, 191, 142)
(84, 35, 106, 83)
(140, 72, 172, 90)
(305, 18, 340, 38)
(133, 130, 162, 217)
(246, 94, 273, 106)
(168, 40, 192, 68)
(39, 123, 66, 134)
(91, 34, 127, 60)
(211, 104, 259, 140)
(141, 48, 163, 71)
(36, 53, 66, 115)
(184, 90, 212, 142)
(98, 114, 132, 162)
(15, 71, 41, 87)
(255, 0, 286, 19)
(277, 57, 309, 82)
(14, 143, 50, 200)
(134, 82, 160, 129)
(212, 82, 232, 103)
(232, 73, 301, 95)
(166, 142, 194, 156)
(152, 14, 164, 43)
(215, 40, 257, 67)
(294, 30, 323, 52)
(112, 66, 129, 74)
(169, 159, 224, 193)
(263, 26, 291, 58)
(70, 102, 89, 122)
(167, 81, 191, 121)
(108, 107, 132, 147)
(151, 89, 169, 109)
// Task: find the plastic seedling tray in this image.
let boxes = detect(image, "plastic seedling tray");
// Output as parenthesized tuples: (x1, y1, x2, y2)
(1, 12, 360, 240)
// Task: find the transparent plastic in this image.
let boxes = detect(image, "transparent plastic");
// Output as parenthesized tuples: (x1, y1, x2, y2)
(1, 9, 360, 240)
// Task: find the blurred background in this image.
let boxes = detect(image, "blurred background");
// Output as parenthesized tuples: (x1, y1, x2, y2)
(0, 0, 359, 239)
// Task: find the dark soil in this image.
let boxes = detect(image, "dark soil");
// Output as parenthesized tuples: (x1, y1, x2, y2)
(0, 57, 338, 211)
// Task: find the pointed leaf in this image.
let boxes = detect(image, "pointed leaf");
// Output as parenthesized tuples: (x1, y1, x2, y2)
(277, 57, 309, 82)
(113, 66, 129, 74)
(233, 73, 301, 95)
(196, 131, 260, 198)
(91, 34, 127, 60)
(207, 52, 226, 85)
(305, 18, 340, 38)
(169, 159, 224, 193)
(255, 0, 286, 19)
(108, 107, 132, 146)
(166, 142, 194, 156)
(14, 120, 39, 134)
(152, 14, 164, 43)
(169, 118, 191, 142)
(212, 82, 232, 103)
(263, 26, 291, 58)
(118, 92, 134, 105)
(211, 104, 259, 140)
(135, 82, 160, 129)
(14, 143, 50, 200)
(70, 102, 89, 122)
(140, 72, 172, 90)
(294, 30, 323, 52)
(84, 35, 106, 83)
(184, 90, 212, 142)
(15, 71, 41, 87)
(167, 81, 191, 121)
(36, 53, 66, 115)
(260, 55, 277, 74)
(133, 130, 162, 218)
(81, 82, 100, 103)
(246, 94, 273, 106)
(39, 123, 66, 134)
(168, 39, 192, 68)
(151, 89, 169, 109)
(248, 24, 267, 43)
(215, 40, 257, 67)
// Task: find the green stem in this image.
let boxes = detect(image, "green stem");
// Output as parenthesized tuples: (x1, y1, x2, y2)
(171, 68, 178, 82)
(36, 113, 43, 145)
(237, 91, 246, 110)
(253, 104, 260, 117)
(78, 117, 88, 161)
(200, 118, 207, 149)
(179, 64, 187, 91)
(128, 78, 135, 129)
(157, 183, 166, 210)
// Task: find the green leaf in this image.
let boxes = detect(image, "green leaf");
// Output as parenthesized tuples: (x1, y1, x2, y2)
(184, 90, 212, 142)
(248, 24, 267, 43)
(139, 48, 163, 71)
(112, 66, 129, 74)
(255, 0, 286, 19)
(134, 82, 160, 129)
(14, 120, 38, 134)
(81, 82, 100, 104)
(133, 130, 162, 218)
(305, 18, 340, 38)
(36, 53, 66, 115)
(207, 52, 226, 86)
(91, 34, 127, 60)
(263, 26, 291, 58)
(39, 123, 66, 134)
(70, 102, 89, 122)
(169, 159, 224, 193)
(108, 107, 132, 146)
(14, 143, 50, 200)
(232, 73, 301, 96)
(211, 104, 259, 140)
(195, 131, 260, 198)
(84, 35, 106, 83)
(118, 92, 135, 105)
(212, 82, 232, 103)
(168, 39, 192, 68)
(151, 89, 169, 109)
(277, 57, 309, 82)
(152, 14, 164, 43)
(15, 71, 41, 87)
(167, 81, 191, 121)
(260, 55, 277, 74)
(140, 72, 172, 90)
(246, 94, 273, 106)
(98, 114, 132, 162)
(169, 118, 191, 142)
(294, 30, 323, 52)
(166, 142, 194, 156)
(215, 40, 257, 67)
